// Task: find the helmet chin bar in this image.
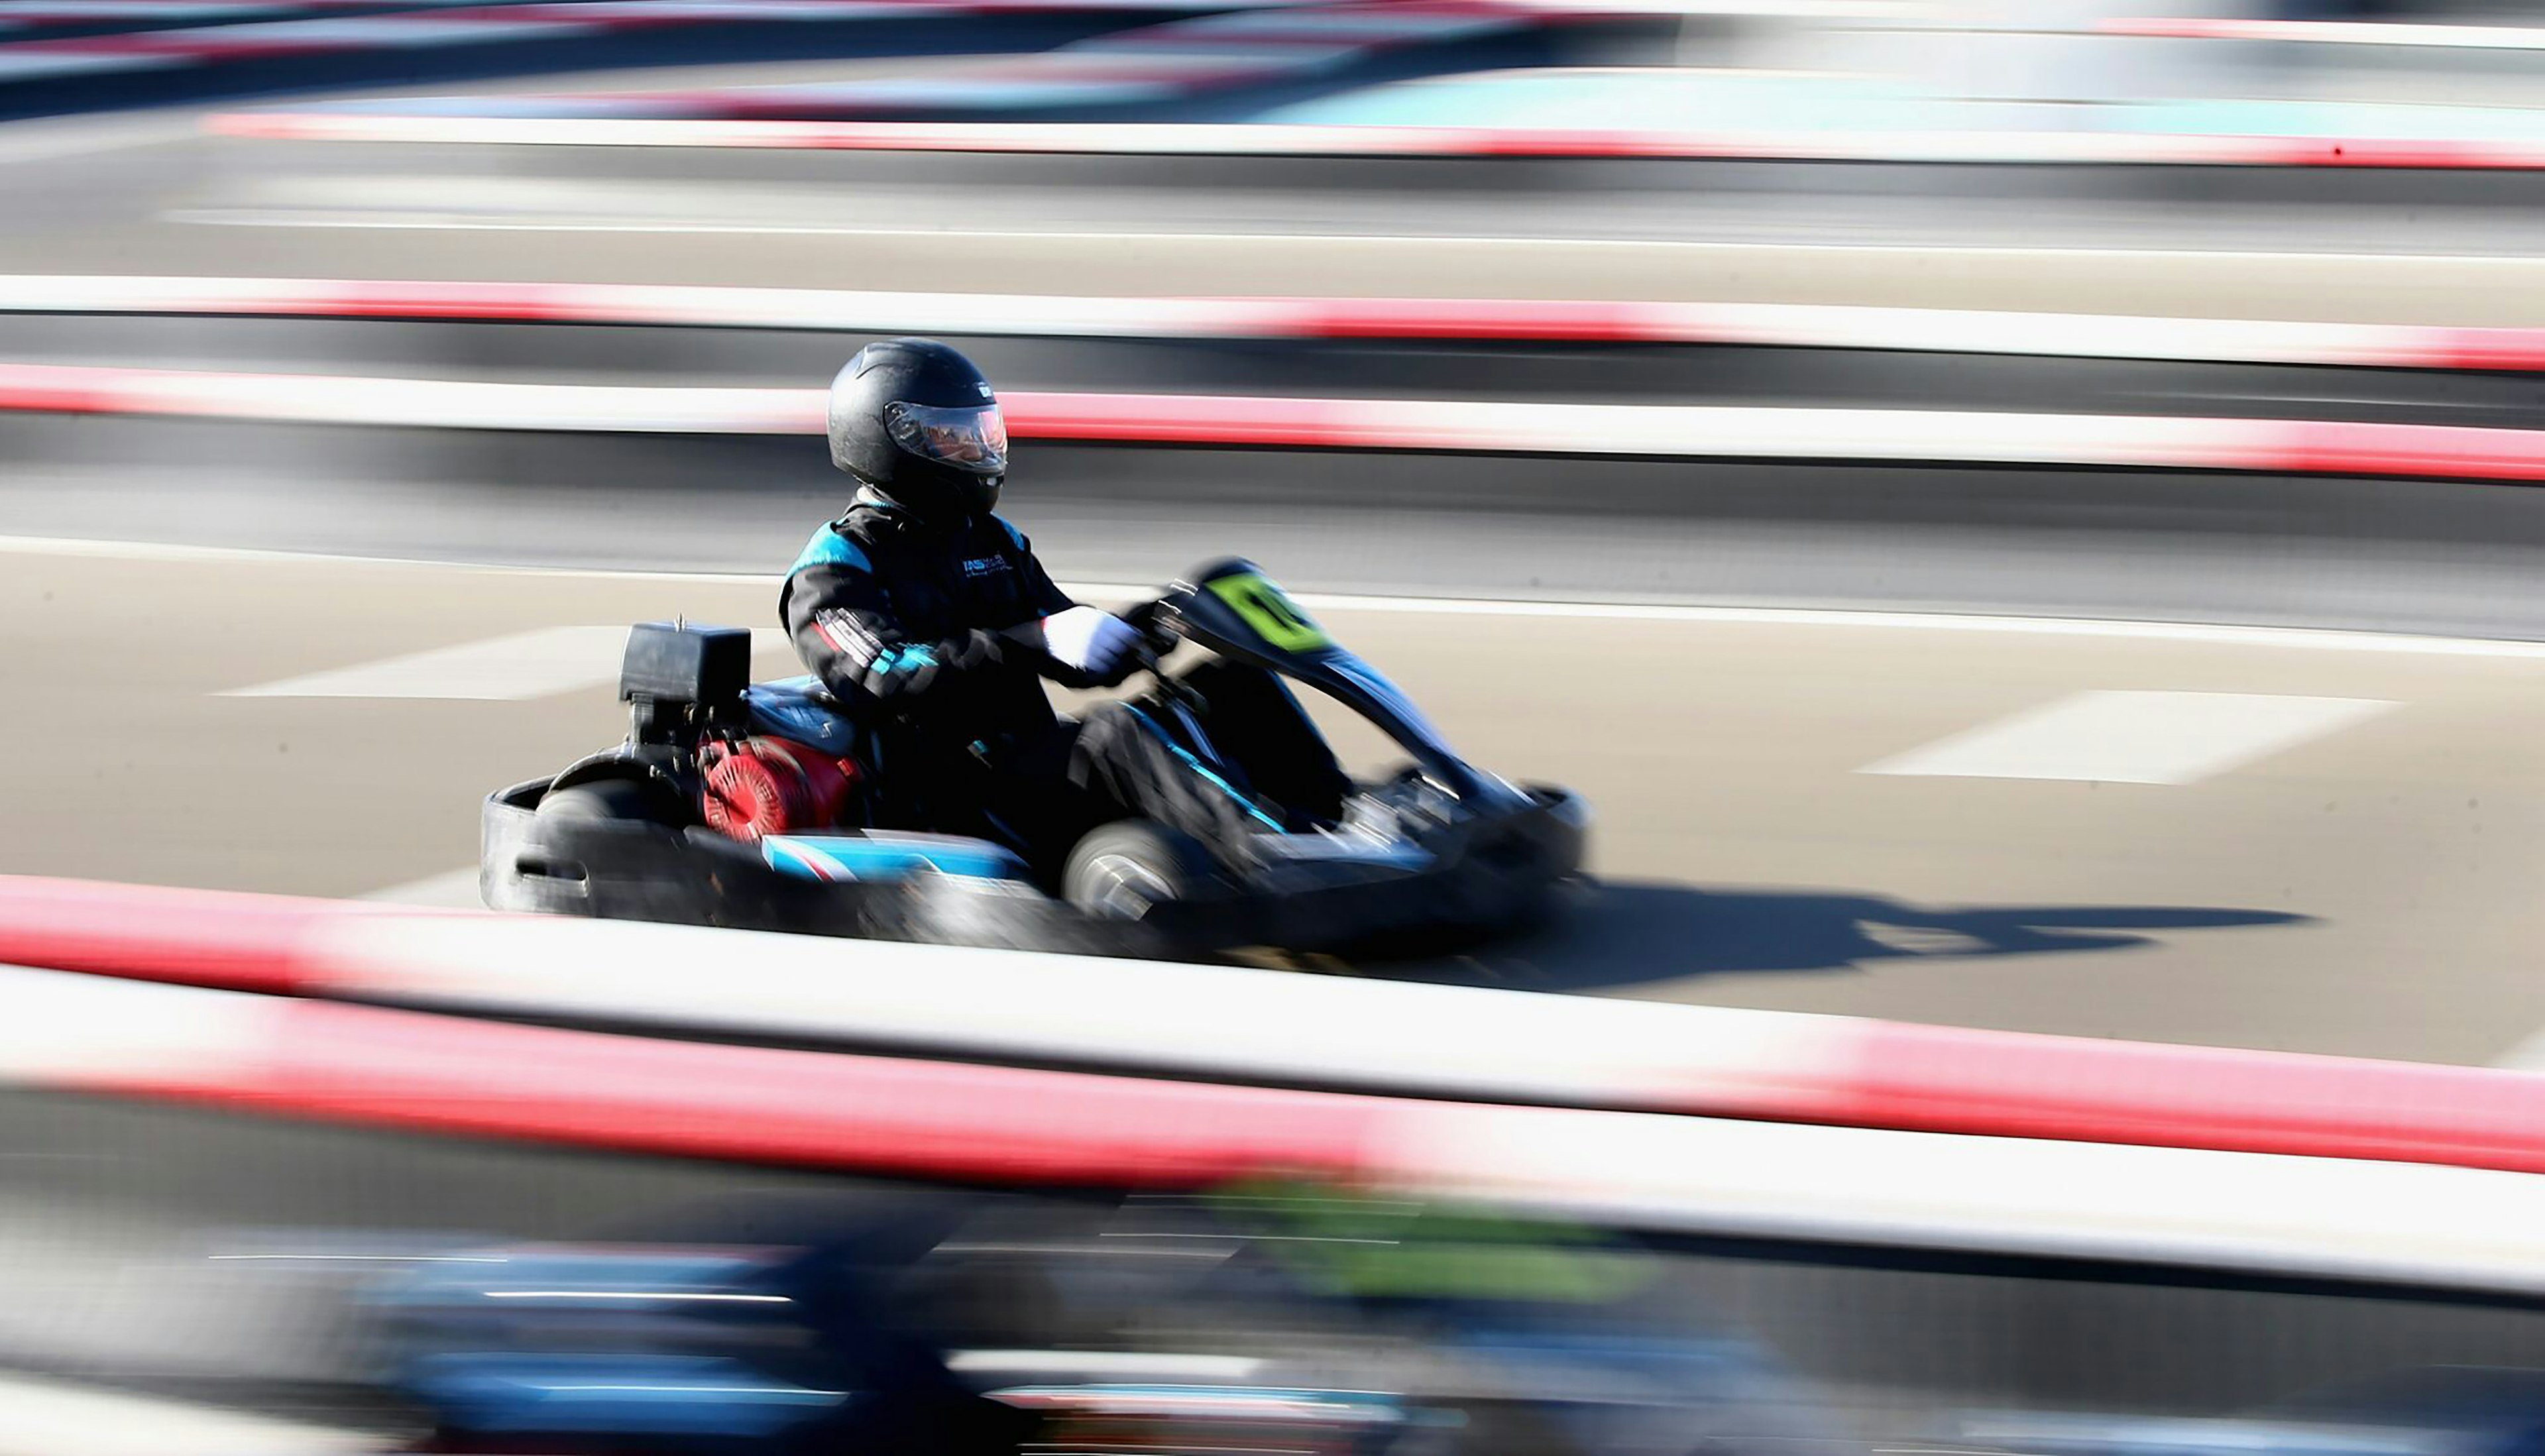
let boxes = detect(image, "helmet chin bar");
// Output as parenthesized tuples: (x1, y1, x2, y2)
(852, 467, 1001, 523)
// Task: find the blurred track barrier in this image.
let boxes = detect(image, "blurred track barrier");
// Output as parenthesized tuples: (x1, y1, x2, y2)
(14, 956, 2545, 1296)
(9, 274, 2545, 367)
(207, 109, 2545, 168)
(5, 359, 2545, 480)
(498, 1, 1644, 121)
(0, 0, 1268, 121)
(9, 875, 2545, 1178)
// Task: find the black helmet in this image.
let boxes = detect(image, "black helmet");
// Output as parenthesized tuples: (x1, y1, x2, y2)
(826, 338, 1008, 521)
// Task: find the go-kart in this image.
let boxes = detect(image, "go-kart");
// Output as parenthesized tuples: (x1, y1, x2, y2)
(480, 559, 1587, 957)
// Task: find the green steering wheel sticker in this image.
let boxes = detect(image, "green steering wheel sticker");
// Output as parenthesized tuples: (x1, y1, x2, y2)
(1208, 573, 1331, 653)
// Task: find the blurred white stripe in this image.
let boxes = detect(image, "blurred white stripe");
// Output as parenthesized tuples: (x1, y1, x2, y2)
(14, 530, 2545, 661)
(1861, 691, 2395, 785)
(0, 50, 187, 77)
(359, 868, 482, 907)
(223, 624, 786, 699)
(2116, 18, 2545, 50)
(222, 624, 638, 700)
(0, 1371, 370, 1456)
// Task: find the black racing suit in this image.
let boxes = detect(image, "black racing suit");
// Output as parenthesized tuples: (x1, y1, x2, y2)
(780, 490, 1345, 876)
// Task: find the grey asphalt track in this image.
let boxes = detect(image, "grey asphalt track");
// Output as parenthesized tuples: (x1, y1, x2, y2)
(10, 425, 2545, 640)
(6, 539, 2543, 1068)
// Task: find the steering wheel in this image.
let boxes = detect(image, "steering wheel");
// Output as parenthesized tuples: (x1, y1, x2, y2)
(1116, 596, 1183, 661)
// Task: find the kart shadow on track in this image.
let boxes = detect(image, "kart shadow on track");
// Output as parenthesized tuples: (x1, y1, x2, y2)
(1369, 879, 2311, 991)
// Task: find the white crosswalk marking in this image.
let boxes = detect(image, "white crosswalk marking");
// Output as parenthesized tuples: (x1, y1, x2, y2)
(224, 625, 783, 700)
(0, 1369, 368, 1456)
(360, 868, 484, 908)
(1859, 690, 2395, 785)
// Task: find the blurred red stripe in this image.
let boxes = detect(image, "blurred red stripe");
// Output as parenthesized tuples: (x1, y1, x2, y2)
(91, 996, 1385, 1183)
(2286, 420, 2545, 482)
(203, 111, 2545, 168)
(1851, 1021, 2545, 1174)
(0, 875, 339, 991)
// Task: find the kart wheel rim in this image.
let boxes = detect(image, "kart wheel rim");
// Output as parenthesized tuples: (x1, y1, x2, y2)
(1082, 853, 1174, 919)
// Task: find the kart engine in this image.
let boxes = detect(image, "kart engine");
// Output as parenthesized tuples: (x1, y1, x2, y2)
(699, 736, 862, 842)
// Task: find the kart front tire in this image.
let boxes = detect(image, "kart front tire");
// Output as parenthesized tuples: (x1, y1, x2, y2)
(1064, 820, 1217, 920)
(536, 777, 666, 824)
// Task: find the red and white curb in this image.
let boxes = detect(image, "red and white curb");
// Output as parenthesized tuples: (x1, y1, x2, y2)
(207, 110, 2545, 168)
(9, 274, 2542, 370)
(9, 958, 2545, 1294)
(8, 875, 2545, 1180)
(0, 360, 2540, 480)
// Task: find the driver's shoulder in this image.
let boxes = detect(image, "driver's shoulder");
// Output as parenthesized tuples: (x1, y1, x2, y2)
(788, 519, 874, 579)
(984, 513, 1031, 553)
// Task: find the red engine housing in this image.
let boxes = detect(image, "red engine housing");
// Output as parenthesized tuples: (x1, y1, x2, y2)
(699, 736, 862, 842)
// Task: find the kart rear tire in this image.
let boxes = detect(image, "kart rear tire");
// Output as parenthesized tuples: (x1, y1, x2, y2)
(536, 777, 666, 824)
(1064, 820, 1217, 920)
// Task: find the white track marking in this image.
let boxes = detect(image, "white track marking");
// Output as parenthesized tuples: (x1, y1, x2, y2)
(1861, 690, 2395, 785)
(0, 1370, 370, 1456)
(1253, 594, 2545, 661)
(0, 116, 192, 163)
(13, 531, 2545, 662)
(359, 867, 482, 907)
(154, 211, 2545, 268)
(945, 1351, 1266, 1378)
(0, 531, 781, 579)
(2492, 1028, 2545, 1071)
(224, 625, 781, 700)
(224, 624, 634, 700)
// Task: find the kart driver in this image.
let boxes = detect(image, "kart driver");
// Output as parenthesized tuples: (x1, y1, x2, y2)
(781, 338, 1347, 877)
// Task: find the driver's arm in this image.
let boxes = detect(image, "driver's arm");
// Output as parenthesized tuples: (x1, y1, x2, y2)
(1003, 528, 1141, 690)
(785, 556, 1019, 710)
(1002, 527, 1135, 692)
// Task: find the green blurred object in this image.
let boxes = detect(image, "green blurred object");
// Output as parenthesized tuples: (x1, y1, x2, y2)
(1193, 1178, 1653, 1304)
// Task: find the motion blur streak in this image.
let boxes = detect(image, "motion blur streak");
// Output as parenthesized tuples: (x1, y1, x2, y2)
(14, 1, 2545, 1453)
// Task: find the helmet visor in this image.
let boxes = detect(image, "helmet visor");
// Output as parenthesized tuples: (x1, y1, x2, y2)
(884, 400, 1009, 475)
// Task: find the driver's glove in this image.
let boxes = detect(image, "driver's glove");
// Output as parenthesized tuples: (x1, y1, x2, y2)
(1037, 605, 1141, 685)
